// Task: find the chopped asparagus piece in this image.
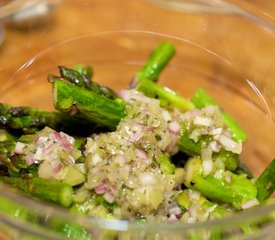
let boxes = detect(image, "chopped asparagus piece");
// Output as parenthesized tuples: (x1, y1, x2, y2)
(136, 79, 195, 111)
(72, 64, 93, 79)
(136, 42, 175, 82)
(156, 153, 176, 174)
(179, 127, 238, 171)
(256, 159, 275, 202)
(52, 79, 126, 130)
(0, 129, 17, 142)
(57, 66, 118, 100)
(1, 177, 74, 207)
(0, 103, 96, 135)
(0, 141, 27, 173)
(192, 88, 248, 142)
(176, 189, 231, 217)
(184, 157, 258, 209)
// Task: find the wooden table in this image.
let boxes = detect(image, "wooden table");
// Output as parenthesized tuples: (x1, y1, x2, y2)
(0, 0, 274, 84)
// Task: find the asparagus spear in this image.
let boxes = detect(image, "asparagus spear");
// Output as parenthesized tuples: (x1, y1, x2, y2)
(176, 190, 260, 238)
(132, 41, 191, 110)
(0, 103, 96, 135)
(0, 129, 18, 142)
(179, 126, 238, 171)
(176, 189, 231, 217)
(135, 41, 175, 83)
(0, 192, 37, 223)
(156, 153, 176, 175)
(52, 79, 126, 130)
(0, 186, 91, 240)
(0, 141, 26, 173)
(183, 157, 258, 209)
(256, 159, 275, 202)
(176, 189, 229, 239)
(55, 65, 119, 100)
(136, 78, 195, 111)
(73, 64, 93, 79)
(192, 88, 248, 142)
(0, 177, 74, 207)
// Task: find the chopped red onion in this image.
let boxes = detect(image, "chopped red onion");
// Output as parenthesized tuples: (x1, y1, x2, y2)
(14, 142, 25, 154)
(209, 141, 221, 152)
(53, 162, 62, 174)
(188, 206, 197, 219)
(103, 192, 115, 203)
(193, 116, 213, 127)
(242, 198, 259, 209)
(169, 206, 182, 216)
(144, 126, 154, 132)
(38, 161, 56, 179)
(25, 153, 34, 166)
(224, 172, 232, 183)
(167, 214, 178, 223)
(95, 182, 109, 194)
(141, 109, 151, 115)
(43, 143, 59, 158)
(118, 89, 128, 100)
(209, 128, 222, 136)
(188, 190, 200, 201)
(168, 121, 181, 134)
(33, 147, 44, 161)
(201, 147, 213, 176)
(91, 153, 102, 166)
(129, 132, 144, 142)
(183, 109, 201, 120)
(35, 136, 48, 145)
(202, 159, 214, 176)
(139, 172, 156, 186)
(218, 135, 242, 154)
(131, 92, 152, 103)
(162, 110, 172, 122)
(54, 131, 74, 152)
(135, 148, 148, 159)
(113, 155, 125, 166)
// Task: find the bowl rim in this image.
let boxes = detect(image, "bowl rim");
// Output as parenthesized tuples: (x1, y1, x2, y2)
(1, 181, 275, 233)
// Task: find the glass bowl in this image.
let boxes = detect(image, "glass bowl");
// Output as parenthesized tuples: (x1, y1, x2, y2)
(0, 1, 274, 239)
(0, 30, 274, 240)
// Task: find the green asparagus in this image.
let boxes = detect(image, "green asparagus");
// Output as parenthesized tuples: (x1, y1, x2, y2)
(183, 157, 258, 209)
(52, 79, 126, 130)
(56, 65, 118, 100)
(0, 177, 74, 207)
(256, 159, 275, 202)
(0, 103, 96, 135)
(156, 153, 176, 175)
(192, 88, 248, 142)
(0, 129, 18, 142)
(179, 125, 238, 171)
(0, 142, 27, 173)
(135, 41, 175, 82)
(136, 78, 195, 111)
(73, 64, 93, 78)
(0, 185, 91, 240)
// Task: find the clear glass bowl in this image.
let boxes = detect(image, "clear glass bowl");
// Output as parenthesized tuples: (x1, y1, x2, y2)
(0, 1, 274, 239)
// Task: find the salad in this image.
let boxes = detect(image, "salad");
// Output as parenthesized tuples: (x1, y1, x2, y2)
(0, 42, 274, 239)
